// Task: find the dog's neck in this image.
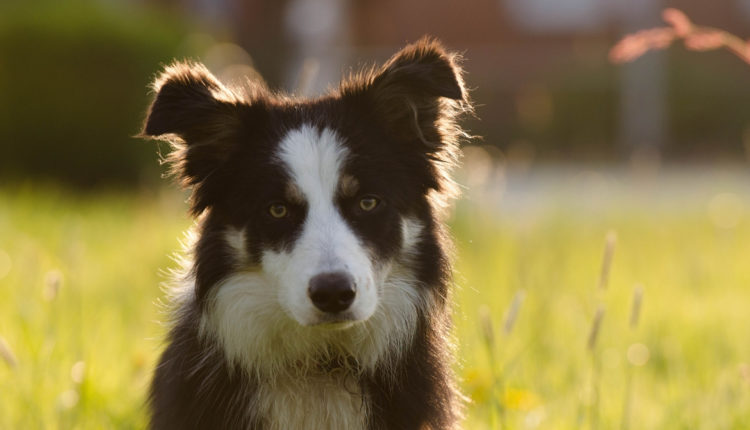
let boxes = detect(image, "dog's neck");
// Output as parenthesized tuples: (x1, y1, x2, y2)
(253, 361, 368, 430)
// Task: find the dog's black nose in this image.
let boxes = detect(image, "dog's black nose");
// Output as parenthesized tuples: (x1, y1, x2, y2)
(308, 272, 356, 313)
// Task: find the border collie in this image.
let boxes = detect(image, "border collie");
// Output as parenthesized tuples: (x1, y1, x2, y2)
(141, 38, 473, 430)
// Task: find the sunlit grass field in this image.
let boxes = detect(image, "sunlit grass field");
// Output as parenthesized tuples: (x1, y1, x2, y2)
(1, 177, 749, 429)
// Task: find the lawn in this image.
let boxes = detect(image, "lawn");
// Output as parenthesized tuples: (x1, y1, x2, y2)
(1, 170, 749, 429)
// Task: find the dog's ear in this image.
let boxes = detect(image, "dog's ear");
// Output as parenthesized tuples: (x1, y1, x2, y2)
(141, 62, 248, 214)
(142, 62, 240, 138)
(364, 38, 469, 145)
(346, 38, 471, 210)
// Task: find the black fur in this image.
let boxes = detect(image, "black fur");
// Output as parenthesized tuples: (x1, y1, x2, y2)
(149, 305, 262, 429)
(142, 37, 472, 429)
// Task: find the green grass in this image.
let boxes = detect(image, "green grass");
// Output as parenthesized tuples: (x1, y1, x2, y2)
(1, 185, 749, 429)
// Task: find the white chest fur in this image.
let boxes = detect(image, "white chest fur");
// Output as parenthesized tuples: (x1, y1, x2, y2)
(255, 371, 368, 430)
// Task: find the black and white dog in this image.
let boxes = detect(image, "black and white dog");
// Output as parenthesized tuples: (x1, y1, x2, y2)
(141, 38, 473, 430)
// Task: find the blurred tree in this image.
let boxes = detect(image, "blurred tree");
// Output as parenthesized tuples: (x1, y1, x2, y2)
(0, 2, 194, 188)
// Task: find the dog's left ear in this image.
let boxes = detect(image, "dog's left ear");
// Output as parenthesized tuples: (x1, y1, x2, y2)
(364, 38, 469, 145)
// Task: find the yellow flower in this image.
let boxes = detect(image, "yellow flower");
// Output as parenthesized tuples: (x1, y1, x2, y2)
(504, 388, 540, 411)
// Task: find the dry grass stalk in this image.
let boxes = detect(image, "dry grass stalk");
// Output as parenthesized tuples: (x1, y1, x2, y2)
(502, 290, 525, 336)
(587, 305, 606, 351)
(478, 305, 504, 428)
(629, 285, 644, 330)
(597, 231, 617, 291)
(478, 305, 495, 349)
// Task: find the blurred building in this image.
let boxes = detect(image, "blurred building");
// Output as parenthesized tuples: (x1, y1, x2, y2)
(199, 0, 750, 163)
(5, 0, 748, 190)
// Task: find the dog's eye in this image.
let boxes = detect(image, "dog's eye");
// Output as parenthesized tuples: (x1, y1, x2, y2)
(359, 196, 379, 212)
(268, 203, 288, 218)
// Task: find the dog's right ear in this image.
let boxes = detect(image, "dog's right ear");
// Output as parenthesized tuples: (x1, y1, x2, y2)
(142, 61, 241, 141)
(141, 62, 246, 214)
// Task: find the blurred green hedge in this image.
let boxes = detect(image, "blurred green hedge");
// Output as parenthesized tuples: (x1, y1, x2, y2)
(0, 2, 193, 188)
(470, 47, 750, 163)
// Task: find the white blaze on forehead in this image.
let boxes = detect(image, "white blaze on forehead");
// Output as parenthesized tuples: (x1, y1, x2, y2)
(270, 124, 377, 326)
(277, 125, 347, 207)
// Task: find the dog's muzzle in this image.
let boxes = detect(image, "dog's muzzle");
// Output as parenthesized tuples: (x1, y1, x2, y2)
(307, 272, 356, 313)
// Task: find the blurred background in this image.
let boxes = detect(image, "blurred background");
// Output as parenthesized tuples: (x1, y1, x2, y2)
(1, 0, 749, 428)
(3, 0, 750, 187)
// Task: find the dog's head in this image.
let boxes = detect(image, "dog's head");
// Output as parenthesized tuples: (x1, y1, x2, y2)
(142, 38, 470, 371)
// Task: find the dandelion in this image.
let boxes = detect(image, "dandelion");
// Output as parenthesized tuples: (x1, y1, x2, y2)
(504, 387, 539, 411)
